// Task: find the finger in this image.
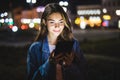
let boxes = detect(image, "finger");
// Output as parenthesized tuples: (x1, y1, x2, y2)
(64, 55, 73, 65)
(65, 54, 71, 59)
(50, 52, 55, 58)
(55, 56, 64, 62)
(62, 61, 66, 65)
(65, 52, 74, 58)
(56, 58, 63, 63)
(51, 49, 58, 57)
(54, 53, 63, 59)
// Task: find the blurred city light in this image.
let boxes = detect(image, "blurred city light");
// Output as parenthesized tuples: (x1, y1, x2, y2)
(26, 0, 36, 4)
(32, 18, 41, 24)
(36, 6, 45, 12)
(75, 17, 80, 25)
(0, 13, 4, 17)
(0, 19, 4, 23)
(21, 18, 31, 24)
(80, 21, 86, 29)
(116, 10, 120, 16)
(102, 20, 109, 27)
(79, 16, 87, 29)
(4, 12, 8, 16)
(59, 1, 68, 6)
(9, 25, 13, 29)
(103, 15, 111, 20)
(62, 7, 67, 12)
(102, 8, 107, 13)
(118, 20, 120, 29)
(8, 18, 14, 25)
(12, 26, 18, 32)
(0, 12, 8, 17)
(21, 24, 28, 30)
(77, 9, 101, 15)
(75, 15, 102, 29)
(0, 0, 120, 30)
(29, 22, 34, 28)
(21, 18, 40, 24)
(5, 18, 9, 23)
(59, 1, 68, 12)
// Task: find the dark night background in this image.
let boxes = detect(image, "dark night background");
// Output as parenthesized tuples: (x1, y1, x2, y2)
(0, 0, 101, 13)
(1, 0, 120, 80)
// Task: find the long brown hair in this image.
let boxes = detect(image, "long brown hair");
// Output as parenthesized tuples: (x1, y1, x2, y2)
(35, 3, 74, 41)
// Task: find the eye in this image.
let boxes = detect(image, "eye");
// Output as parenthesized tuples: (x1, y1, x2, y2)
(59, 21, 64, 24)
(49, 21, 54, 24)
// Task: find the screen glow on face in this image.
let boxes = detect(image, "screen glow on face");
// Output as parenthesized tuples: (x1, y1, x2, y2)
(46, 13, 65, 37)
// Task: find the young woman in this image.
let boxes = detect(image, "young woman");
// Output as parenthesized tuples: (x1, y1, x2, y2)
(27, 3, 87, 80)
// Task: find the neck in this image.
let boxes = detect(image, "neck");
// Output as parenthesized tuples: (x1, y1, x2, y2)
(47, 34, 57, 45)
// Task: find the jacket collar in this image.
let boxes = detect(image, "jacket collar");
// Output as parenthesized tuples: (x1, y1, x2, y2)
(42, 36, 50, 53)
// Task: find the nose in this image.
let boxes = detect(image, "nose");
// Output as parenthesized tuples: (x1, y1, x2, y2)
(55, 23, 59, 28)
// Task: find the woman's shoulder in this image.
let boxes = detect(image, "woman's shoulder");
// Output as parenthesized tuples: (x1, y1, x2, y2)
(31, 41, 42, 46)
(29, 41, 42, 51)
(73, 38, 79, 44)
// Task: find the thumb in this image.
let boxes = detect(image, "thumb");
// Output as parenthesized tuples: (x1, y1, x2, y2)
(51, 50, 55, 57)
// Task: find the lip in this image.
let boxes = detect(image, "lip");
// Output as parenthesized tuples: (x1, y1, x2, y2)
(53, 30, 60, 32)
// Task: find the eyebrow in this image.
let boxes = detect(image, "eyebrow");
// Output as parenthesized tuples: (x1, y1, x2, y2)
(47, 19, 64, 21)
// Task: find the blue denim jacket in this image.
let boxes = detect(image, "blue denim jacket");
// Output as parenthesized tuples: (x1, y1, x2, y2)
(27, 36, 87, 80)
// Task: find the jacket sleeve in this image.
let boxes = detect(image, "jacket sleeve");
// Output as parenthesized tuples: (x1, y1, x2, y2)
(73, 40, 88, 80)
(27, 42, 51, 80)
(63, 40, 88, 80)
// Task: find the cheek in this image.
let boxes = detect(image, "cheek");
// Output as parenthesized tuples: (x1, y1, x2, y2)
(47, 26, 54, 32)
(47, 23, 52, 30)
(61, 26, 65, 30)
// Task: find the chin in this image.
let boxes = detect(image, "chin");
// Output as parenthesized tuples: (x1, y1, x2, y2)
(54, 33, 60, 37)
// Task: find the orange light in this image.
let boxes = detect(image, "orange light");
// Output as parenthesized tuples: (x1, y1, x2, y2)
(9, 25, 13, 29)
(21, 24, 28, 30)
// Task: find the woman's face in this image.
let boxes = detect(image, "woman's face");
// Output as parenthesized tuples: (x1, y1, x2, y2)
(46, 12, 65, 38)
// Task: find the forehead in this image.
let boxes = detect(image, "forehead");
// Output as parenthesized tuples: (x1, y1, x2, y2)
(47, 13, 63, 20)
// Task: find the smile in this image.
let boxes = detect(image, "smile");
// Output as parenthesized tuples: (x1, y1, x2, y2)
(53, 30, 60, 32)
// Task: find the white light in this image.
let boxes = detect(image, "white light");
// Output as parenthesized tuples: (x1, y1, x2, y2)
(80, 16, 84, 20)
(62, 7, 67, 12)
(12, 26, 18, 32)
(103, 8, 107, 13)
(26, 0, 31, 3)
(116, 10, 120, 16)
(80, 21, 86, 29)
(4, 12, 8, 16)
(0, 19, 4, 23)
(79, 16, 86, 29)
(32, 0, 36, 4)
(5, 18, 9, 23)
(118, 20, 120, 29)
(9, 18, 13, 23)
(33, 18, 41, 23)
(1, 13, 4, 17)
(21, 18, 31, 24)
(59, 1, 64, 6)
(77, 9, 101, 15)
(96, 9, 101, 15)
(29, 22, 34, 28)
(64, 1, 68, 6)
(36, 7, 45, 12)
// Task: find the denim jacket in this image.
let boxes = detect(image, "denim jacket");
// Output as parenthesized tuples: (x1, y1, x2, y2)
(27, 36, 87, 80)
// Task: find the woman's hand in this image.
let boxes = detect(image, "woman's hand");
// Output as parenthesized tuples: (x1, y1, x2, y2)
(49, 50, 64, 64)
(49, 50, 75, 66)
(63, 52, 74, 66)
